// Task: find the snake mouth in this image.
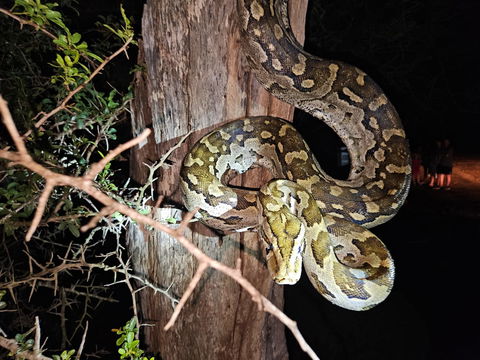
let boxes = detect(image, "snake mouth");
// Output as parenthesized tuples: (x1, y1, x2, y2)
(273, 275, 300, 285)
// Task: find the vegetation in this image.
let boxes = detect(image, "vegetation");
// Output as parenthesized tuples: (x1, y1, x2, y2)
(0, 1, 156, 358)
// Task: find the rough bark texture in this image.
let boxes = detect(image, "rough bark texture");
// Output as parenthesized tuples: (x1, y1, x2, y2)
(128, 1, 307, 359)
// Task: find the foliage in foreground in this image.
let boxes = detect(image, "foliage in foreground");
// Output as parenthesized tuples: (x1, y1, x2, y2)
(0, 1, 156, 358)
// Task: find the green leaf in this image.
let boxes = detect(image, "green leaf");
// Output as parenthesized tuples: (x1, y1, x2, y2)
(126, 331, 134, 344)
(45, 9, 61, 21)
(64, 55, 73, 67)
(56, 54, 65, 66)
(70, 32, 81, 44)
(116, 337, 124, 346)
(67, 222, 80, 237)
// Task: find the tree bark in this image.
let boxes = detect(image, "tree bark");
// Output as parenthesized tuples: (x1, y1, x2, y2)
(128, 1, 307, 359)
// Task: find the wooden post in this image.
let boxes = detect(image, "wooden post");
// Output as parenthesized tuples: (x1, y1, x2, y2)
(128, 1, 308, 359)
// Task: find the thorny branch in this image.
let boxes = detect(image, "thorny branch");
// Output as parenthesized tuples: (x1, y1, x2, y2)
(0, 97, 320, 360)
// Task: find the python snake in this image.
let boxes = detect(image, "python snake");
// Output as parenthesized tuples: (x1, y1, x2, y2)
(180, 0, 411, 311)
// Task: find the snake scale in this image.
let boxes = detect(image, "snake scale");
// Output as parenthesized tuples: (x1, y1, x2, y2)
(180, 0, 411, 311)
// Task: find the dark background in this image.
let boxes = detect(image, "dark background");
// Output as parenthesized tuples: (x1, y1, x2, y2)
(288, 1, 480, 360)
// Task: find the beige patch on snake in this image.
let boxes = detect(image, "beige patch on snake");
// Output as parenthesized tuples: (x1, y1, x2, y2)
(329, 186, 343, 196)
(273, 24, 283, 39)
(277, 142, 284, 153)
(279, 124, 292, 137)
(250, 41, 268, 63)
(250, 0, 264, 20)
(342, 87, 363, 103)
(187, 173, 199, 185)
(292, 62, 306, 76)
(261, 130, 273, 139)
(356, 69, 366, 86)
(368, 94, 388, 111)
(382, 128, 406, 141)
(301, 79, 315, 88)
(366, 202, 380, 213)
(243, 123, 255, 132)
(374, 148, 385, 162)
(285, 150, 308, 164)
(366, 180, 384, 190)
(183, 155, 204, 167)
(351, 213, 366, 221)
(386, 164, 410, 174)
(292, 54, 307, 75)
(369, 117, 379, 129)
(272, 58, 283, 71)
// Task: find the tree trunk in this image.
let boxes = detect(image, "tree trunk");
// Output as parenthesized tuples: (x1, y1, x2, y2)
(127, 1, 307, 359)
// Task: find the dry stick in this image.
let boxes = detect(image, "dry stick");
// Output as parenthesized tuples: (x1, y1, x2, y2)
(26, 180, 55, 241)
(85, 131, 150, 180)
(0, 98, 320, 360)
(0, 96, 28, 155)
(163, 261, 208, 331)
(80, 206, 114, 232)
(34, 316, 41, 356)
(117, 256, 141, 338)
(75, 321, 88, 360)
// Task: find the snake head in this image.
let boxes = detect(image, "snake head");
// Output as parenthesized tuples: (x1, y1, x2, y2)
(258, 181, 306, 285)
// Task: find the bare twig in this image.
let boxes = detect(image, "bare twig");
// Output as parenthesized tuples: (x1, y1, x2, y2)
(34, 317, 41, 355)
(80, 206, 115, 232)
(26, 180, 55, 241)
(75, 321, 88, 360)
(163, 262, 208, 331)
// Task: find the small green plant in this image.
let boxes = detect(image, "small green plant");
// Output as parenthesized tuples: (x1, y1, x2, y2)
(113, 318, 154, 360)
(10, 332, 34, 355)
(52, 349, 76, 360)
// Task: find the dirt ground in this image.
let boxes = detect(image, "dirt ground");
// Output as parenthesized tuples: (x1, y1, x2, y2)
(285, 156, 480, 360)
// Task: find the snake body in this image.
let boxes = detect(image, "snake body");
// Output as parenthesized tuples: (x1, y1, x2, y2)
(180, 0, 411, 311)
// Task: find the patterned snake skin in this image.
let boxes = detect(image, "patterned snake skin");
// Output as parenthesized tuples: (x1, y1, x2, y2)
(180, 0, 411, 310)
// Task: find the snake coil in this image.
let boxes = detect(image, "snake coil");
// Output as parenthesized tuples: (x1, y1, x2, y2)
(180, 0, 411, 311)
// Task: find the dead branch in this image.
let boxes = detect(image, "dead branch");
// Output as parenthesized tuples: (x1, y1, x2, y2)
(163, 262, 208, 331)
(0, 97, 320, 360)
(75, 321, 88, 360)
